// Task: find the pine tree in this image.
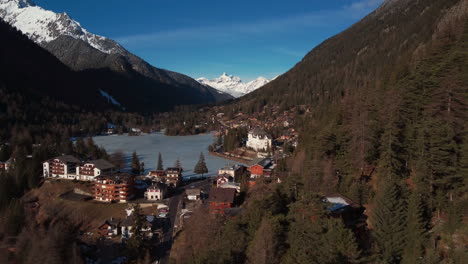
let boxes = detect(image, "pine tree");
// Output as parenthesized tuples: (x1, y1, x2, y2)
(371, 179, 407, 263)
(131, 151, 140, 175)
(402, 190, 428, 264)
(427, 120, 460, 207)
(194, 152, 208, 176)
(140, 161, 145, 174)
(174, 158, 182, 170)
(157, 152, 164, 170)
(127, 204, 146, 259)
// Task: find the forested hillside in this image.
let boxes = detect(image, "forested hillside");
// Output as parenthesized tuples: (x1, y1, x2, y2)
(173, 0, 468, 263)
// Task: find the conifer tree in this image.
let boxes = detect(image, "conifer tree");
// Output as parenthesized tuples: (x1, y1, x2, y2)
(371, 179, 407, 263)
(127, 204, 147, 259)
(174, 158, 182, 170)
(157, 152, 164, 170)
(402, 189, 428, 264)
(427, 120, 460, 207)
(194, 152, 208, 176)
(131, 151, 140, 174)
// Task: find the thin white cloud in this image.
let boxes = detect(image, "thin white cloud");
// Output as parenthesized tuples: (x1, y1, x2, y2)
(115, 0, 384, 47)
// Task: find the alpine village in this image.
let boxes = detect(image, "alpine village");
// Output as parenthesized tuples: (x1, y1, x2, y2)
(0, 0, 467, 264)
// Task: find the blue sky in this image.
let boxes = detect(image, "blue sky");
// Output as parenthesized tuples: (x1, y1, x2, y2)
(35, 0, 383, 81)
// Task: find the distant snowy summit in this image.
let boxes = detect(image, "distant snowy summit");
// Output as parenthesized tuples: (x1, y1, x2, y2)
(197, 73, 273, 97)
(0, 0, 124, 54)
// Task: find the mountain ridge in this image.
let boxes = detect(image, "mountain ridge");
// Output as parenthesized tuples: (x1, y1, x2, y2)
(0, 0, 232, 112)
(197, 73, 273, 97)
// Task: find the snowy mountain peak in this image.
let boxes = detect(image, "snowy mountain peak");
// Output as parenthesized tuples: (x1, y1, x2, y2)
(197, 73, 272, 97)
(11, 0, 35, 8)
(0, 0, 124, 54)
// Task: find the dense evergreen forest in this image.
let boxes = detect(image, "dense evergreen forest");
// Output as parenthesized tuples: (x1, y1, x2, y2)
(172, 0, 468, 263)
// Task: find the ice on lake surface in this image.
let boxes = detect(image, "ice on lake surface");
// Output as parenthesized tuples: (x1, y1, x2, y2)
(93, 132, 245, 179)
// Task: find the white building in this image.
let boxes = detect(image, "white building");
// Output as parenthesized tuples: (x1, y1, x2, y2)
(145, 184, 166, 201)
(77, 159, 115, 181)
(43, 155, 80, 179)
(246, 129, 272, 152)
(218, 164, 244, 180)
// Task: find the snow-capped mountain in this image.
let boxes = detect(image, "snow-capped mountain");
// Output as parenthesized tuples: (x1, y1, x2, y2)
(0, 0, 124, 54)
(197, 73, 272, 97)
(0, 0, 232, 110)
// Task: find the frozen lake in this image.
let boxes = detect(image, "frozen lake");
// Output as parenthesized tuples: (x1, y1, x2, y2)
(93, 132, 244, 179)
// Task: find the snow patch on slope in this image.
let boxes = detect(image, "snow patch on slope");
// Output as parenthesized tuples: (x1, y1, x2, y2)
(197, 73, 272, 97)
(99, 89, 125, 110)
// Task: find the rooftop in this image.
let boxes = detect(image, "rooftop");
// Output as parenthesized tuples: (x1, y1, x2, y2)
(52, 155, 80, 164)
(208, 188, 236, 204)
(186, 188, 201, 196)
(249, 157, 272, 168)
(86, 159, 115, 170)
(95, 173, 134, 184)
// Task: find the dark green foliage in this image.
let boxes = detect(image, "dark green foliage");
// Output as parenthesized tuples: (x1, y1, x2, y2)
(402, 190, 429, 264)
(371, 180, 407, 263)
(2, 199, 25, 236)
(194, 152, 208, 176)
(131, 151, 141, 174)
(223, 127, 248, 152)
(174, 158, 182, 169)
(157, 152, 164, 170)
(126, 204, 147, 259)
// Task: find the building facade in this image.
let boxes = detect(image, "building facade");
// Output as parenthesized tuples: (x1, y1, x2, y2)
(166, 167, 183, 187)
(78, 159, 115, 181)
(43, 155, 81, 179)
(94, 173, 134, 203)
(217, 165, 244, 180)
(246, 129, 272, 152)
(145, 184, 166, 201)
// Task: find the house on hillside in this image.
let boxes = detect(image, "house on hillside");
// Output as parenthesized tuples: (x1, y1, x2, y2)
(323, 193, 365, 227)
(186, 188, 201, 201)
(248, 158, 274, 178)
(43, 155, 81, 179)
(121, 215, 154, 239)
(148, 170, 166, 181)
(166, 167, 183, 187)
(216, 173, 232, 187)
(97, 218, 121, 237)
(78, 159, 115, 181)
(218, 165, 245, 180)
(94, 173, 135, 203)
(208, 188, 236, 214)
(145, 183, 166, 201)
(0, 158, 12, 172)
(246, 128, 272, 152)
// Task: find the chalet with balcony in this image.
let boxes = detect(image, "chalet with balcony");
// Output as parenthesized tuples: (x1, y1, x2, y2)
(94, 173, 135, 203)
(148, 170, 166, 181)
(43, 155, 80, 179)
(166, 167, 183, 187)
(208, 188, 236, 214)
(78, 159, 115, 181)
